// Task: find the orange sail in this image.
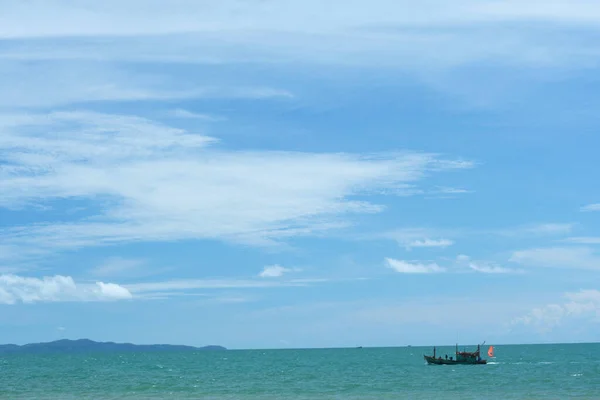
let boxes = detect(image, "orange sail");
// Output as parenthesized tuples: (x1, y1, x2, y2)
(487, 346, 494, 357)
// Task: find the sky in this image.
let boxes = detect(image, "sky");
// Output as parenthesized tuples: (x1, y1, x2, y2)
(1, 0, 600, 349)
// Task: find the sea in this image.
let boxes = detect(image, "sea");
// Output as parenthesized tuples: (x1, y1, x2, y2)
(0, 343, 598, 399)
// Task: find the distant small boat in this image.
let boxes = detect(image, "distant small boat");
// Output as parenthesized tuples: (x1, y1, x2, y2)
(424, 344, 487, 365)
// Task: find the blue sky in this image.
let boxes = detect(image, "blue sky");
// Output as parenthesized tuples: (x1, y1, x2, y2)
(1, 0, 600, 349)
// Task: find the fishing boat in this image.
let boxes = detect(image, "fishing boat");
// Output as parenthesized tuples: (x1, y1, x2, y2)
(424, 344, 492, 365)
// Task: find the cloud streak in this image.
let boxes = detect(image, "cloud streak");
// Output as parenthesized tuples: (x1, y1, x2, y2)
(123, 277, 332, 299)
(563, 237, 600, 245)
(0, 59, 295, 108)
(90, 257, 155, 278)
(510, 247, 600, 271)
(1, 0, 600, 74)
(2, 0, 600, 39)
(581, 203, 600, 212)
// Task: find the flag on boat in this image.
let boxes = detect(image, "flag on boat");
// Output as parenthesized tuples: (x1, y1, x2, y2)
(487, 346, 494, 357)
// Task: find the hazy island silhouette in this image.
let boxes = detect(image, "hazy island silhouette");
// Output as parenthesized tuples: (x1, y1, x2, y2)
(0, 339, 226, 354)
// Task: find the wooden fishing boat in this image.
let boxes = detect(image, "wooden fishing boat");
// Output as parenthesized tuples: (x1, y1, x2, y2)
(424, 344, 490, 365)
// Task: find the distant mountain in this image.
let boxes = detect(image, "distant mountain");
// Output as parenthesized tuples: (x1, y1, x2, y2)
(0, 339, 226, 354)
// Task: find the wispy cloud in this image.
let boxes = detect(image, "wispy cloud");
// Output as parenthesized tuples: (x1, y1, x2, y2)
(124, 279, 290, 293)
(510, 246, 600, 270)
(90, 257, 154, 278)
(456, 254, 524, 274)
(467, 262, 523, 274)
(434, 186, 472, 194)
(378, 228, 456, 250)
(259, 265, 296, 278)
(384, 254, 523, 275)
(480, 222, 576, 238)
(378, 222, 573, 249)
(3, 0, 600, 38)
(2, 0, 600, 71)
(494, 223, 574, 237)
(563, 237, 600, 245)
(123, 276, 333, 299)
(210, 296, 254, 304)
(581, 203, 600, 212)
(0, 60, 294, 108)
(0, 274, 131, 304)
(385, 258, 445, 274)
(0, 111, 472, 257)
(512, 289, 600, 333)
(426, 186, 473, 198)
(169, 109, 223, 121)
(524, 223, 575, 235)
(406, 238, 454, 249)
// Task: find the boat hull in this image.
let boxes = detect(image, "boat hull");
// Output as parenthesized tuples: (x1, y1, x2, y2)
(424, 355, 486, 365)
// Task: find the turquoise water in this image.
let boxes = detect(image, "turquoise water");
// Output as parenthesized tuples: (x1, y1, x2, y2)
(0, 343, 599, 399)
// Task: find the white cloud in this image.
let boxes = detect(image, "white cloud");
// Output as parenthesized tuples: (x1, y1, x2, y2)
(385, 258, 445, 274)
(581, 203, 600, 212)
(0, 111, 472, 255)
(510, 247, 600, 270)
(169, 109, 223, 121)
(385, 253, 524, 275)
(512, 289, 600, 332)
(406, 238, 454, 249)
(468, 262, 523, 274)
(259, 265, 293, 278)
(456, 254, 523, 274)
(0, 274, 132, 304)
(379, 228, 456, 250)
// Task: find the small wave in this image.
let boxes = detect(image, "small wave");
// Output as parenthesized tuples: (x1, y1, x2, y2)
(571, 373, 582, 377)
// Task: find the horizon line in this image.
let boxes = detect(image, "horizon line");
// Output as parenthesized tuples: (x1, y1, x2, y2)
(4, 338, 599, 351)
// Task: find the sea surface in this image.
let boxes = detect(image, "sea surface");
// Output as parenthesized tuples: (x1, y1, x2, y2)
(0, 343, 599, 399)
